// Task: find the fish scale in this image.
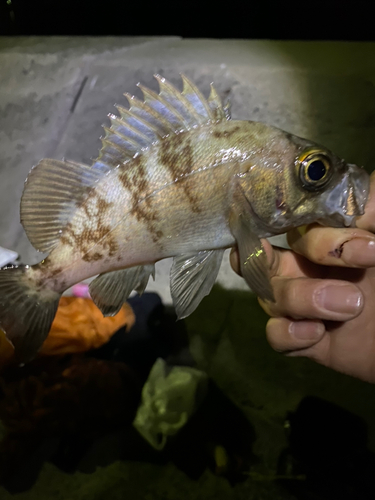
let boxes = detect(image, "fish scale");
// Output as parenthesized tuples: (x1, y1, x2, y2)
(0, 74, 369, 362)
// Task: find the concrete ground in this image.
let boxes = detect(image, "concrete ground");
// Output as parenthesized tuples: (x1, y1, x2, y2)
(1, 37, 375, 302)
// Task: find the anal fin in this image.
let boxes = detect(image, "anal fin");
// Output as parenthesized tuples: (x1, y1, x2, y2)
(170, 249, 225, 319)
(89, 265, 155, 317)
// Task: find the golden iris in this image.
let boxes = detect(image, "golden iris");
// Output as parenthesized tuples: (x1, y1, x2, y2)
(298, 150, 331, 189)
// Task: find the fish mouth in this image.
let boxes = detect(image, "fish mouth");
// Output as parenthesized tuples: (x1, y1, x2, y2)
(318, 212, 356, 228)
(319, 164, 370, 228)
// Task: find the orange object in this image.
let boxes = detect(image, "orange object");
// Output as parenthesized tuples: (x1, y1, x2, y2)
(39, 297, 135, 356)
(0, 297, 135, 367)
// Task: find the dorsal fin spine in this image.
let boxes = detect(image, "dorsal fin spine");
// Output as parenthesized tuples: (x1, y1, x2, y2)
(154, 74, 204, 124)
(124, 93, 172, 135)
(103, 125, 145, 154)
(181, 74, 214, 121)
(96, 148, 122, 168)
(207, 84, 226, 121)
(115, 104, 163, 141)
(104, 138, 129, 154)
(137, 84, 189, 131)
(103, 125, 137, 149)
(109, 114, 152, 147)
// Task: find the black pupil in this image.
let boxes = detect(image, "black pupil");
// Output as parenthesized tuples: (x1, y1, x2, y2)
(307, 160, 326, 181)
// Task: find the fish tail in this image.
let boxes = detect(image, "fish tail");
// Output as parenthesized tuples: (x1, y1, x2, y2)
(0, 265, 61, 362)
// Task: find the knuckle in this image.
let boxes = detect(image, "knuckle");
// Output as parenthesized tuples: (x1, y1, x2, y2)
(266, 320, 286, 352)
(276, 278, 319, 318)
(277, 278, 299, 312)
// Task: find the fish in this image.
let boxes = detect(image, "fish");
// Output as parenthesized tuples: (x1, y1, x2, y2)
(0, 74, 370, 362)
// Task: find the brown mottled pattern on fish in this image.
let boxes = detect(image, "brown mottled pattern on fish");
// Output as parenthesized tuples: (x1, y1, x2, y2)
(158, 132, 201, 213)
(58, 188, 118, 263)
(117, 155, 163, 243)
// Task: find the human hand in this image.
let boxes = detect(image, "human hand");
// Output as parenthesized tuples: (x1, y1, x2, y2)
(230, 171, 375, 383)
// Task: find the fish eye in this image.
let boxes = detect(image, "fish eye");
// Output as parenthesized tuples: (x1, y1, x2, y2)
(298, 151, 331, 189)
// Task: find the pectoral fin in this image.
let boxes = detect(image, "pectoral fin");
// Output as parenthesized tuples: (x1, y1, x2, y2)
(230, 212, 274, 302)
(170, 249, 225, 319)
(89, 264, 155, 317)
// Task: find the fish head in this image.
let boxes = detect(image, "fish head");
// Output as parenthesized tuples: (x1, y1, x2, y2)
(238, 127, 370, 234)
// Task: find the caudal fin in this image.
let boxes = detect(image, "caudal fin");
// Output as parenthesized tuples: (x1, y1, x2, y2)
(0, 265, 61, 362)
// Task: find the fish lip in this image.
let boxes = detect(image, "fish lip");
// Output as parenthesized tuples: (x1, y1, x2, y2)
(346, 163, 370, 215)
(343, 215, 356, 227)
(320, 164, 370, 228)
(317, 213, 356, 228)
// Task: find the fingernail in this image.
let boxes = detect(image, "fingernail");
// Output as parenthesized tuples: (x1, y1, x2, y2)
(315, 285, 362, 317)
(289, 321, 325, 340)
(342, 238, 375, 267)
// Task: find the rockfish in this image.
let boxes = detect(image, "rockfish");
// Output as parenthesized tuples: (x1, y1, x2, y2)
(0, 74, 369, 361)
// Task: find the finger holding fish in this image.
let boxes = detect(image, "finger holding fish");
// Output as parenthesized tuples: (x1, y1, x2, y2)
(287, 225, 375, 268)
(260, 276, 363, 322)
(230, 242, 364, 322)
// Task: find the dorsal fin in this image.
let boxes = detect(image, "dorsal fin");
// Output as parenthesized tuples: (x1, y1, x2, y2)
(21, 159, 111, 253)
(97, 74, 228, 170)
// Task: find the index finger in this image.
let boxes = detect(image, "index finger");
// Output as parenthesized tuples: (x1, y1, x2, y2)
(287, 225, 375, 268)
